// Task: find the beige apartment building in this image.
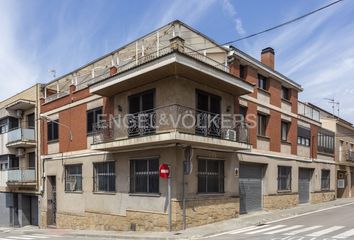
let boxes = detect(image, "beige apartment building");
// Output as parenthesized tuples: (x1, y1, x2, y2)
(0, 84, 42, 227)
(36, 20, 338, 231)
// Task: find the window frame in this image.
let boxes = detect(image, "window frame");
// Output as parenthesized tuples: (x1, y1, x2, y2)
(297, 126, 311, 147)
(317, 130, 335, 154)
(87, 107, 103, 134)
(278, 166, 292, 192)
(258, 74, 268, 91)
(197, 159, 225, 194)
(93, 161, 116, 193)
(27, 113, 35, 129)
(281, 121, 290, 142)
(321, 169, 331, 190)
(257, 114, 268, 137)
(65, 164, 83, 192)
(239, 65, 246, 79)
(47, 120, 59, 142)
(281, 86, 290, 101)
(130, 158, 159, 194)
(28, 152, 35, 169)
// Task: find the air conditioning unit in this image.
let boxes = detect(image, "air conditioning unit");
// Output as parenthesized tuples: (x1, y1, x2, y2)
(223, 129, 237, 141)
(16, 148, 25, 157)
(15, 109, 24, 118)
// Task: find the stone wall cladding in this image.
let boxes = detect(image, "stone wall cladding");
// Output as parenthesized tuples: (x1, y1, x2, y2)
(311, 191, 336, 204)
(264, 193, 299, 210)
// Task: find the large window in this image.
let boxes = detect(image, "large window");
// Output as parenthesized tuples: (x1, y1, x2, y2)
(281, 121, 290, 142)
(93, 162, 115, 192)
(258, 74, 268, 90)
(130, 158, 159, 194)
(27, 113, 35, 129)
(257, 114, 268, 137)
(318, 130, 335, 154)
(278, 166, 291, 191)
(8, 117, 19, 130)
(297, 126, 311, 147)
(321, 170, 330, 190)
(47, 120, 59, 142)
(128, 90, 155, 136)
(198, 159, 224, 193)
(87, 107, 103, 134)
(196, 90, 221, 137)
(65, 164, 82, 192)
(281, 86, 290, 100)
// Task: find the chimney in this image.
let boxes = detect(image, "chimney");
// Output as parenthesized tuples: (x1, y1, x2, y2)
(261, 47, 275, 69)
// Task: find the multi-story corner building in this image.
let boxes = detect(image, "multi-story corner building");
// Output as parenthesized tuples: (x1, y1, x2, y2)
(0, 84, 42, 227)
(310, 104, 354, 198)
(228, 47, 336, 213)
(39, 20, 337, 231)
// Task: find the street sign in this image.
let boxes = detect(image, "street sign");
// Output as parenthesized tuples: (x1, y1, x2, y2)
(159, 164, 170, 178)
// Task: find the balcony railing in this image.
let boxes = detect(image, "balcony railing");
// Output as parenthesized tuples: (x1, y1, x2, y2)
(93, 104, 249, 145)
(7, 128, 35, 144)
(298, 102, 320, 122)
(0, 171, 8, 187)
(7, 169, 36, 183)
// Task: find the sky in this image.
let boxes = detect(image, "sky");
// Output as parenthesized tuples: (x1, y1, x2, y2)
(0, 0, 353, 123)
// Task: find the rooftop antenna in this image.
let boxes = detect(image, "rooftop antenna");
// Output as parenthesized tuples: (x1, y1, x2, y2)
(324, 97, 340, 119)
(48, 68, 56, 79)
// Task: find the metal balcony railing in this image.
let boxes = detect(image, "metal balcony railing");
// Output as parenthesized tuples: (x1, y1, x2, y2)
(7, 128, 36, 143)
(92, 104, 249, 145)
(7, 169, 36, 183)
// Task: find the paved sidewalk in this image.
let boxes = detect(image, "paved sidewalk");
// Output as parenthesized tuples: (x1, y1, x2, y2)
(12, 198, 354, 239)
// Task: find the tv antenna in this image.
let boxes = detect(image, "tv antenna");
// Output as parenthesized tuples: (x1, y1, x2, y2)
(324, 97, 340, 119)
(48, 68, 56, 79)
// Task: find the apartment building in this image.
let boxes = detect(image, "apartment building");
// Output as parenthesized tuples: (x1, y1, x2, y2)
(0, 84, 42, 227)
(228, 47, 336, 213)
(310, 104, 354, 198)
(38, 20, 337, 231)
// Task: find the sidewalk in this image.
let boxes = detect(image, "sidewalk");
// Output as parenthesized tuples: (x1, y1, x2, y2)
(17, 197, 354, 239)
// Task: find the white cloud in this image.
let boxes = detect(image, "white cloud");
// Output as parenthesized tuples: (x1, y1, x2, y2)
(222, 0, 246, 36)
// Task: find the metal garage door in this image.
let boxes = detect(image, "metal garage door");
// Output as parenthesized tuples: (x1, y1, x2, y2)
(240, 165, 263, 214)
(299, 169, 311, 204)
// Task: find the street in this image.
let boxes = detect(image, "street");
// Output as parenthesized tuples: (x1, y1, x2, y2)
(208, 203, 354, 240)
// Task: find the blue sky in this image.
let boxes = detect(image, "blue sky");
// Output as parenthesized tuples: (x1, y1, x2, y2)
(0, 0, 353, 122)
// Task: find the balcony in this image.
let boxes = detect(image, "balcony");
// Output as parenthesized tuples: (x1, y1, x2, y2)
(7, 169, 36, 185)
(298, 102, 320, 122)
(92, 104, 250, 152)
(0, 171, 8, 188)
(6, 128, 36, 148)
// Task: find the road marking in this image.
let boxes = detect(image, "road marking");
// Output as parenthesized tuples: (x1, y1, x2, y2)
(246, 225, 286, 234)
(229, 225, 270, 234)
(7, 237, 34, 240)
(284, 225, 323, 235)
(306, 226, 345, 237)
(264, 225, 303, 235)
(22, 235, 50, 239)
(332, 229, 354, 239)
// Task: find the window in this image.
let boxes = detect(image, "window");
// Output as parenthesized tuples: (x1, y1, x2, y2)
(128, 90, 155, 136)
(130, 158, 159, 194)
(321, 170, 330, 190)
(240, 65, 246, 79)
(8, 117, 19, 130)
(257, 114, 268, 136)
(94, 162, 115, 192)
(65, 164, 82, 192)
(258, 74, 268, 90)
(27, 113, 35, 129)
(318, 129, 335, 154)
(281, 86, 290, 100)
(9, 155, 19, 169)
(47, 121, 59, 142)
(87, 107, 103, 134)
(239, 106, 248, 122)
(297, 126, 311, 147)
(0, 118, 7, 133)
(278, 166, 291, 191)
(28, 152, 35, 169)
(198, 159, 224, 193)
(281, 121, 289, 142)
(196, 90, 221, 137)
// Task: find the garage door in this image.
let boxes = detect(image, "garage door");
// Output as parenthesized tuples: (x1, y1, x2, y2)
(299, 169, 311, 204)
(240, 165, 263, 214)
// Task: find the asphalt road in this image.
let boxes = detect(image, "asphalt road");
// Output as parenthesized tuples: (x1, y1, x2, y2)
(209, 203, 354, 240)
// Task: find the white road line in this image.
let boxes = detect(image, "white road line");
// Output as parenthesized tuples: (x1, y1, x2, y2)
(246, 225, 286, 234)
(306, 226, 345, 237)
(264, 225, 303, 235)
(332, 229, 354, 239)
(284, 225, 323, 236)
(22, 235, 49, 239)
(7, 237, 34, 240)
(229, 225, 272, 234)
(31, 234, 59, 238)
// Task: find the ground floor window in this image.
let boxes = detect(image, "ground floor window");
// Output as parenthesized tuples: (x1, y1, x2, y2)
(278, 166, 291, 191)
(65, 164, 82, 192)
(130, 158, 159, 194)
(198, 159, 224, 193)
(93, 162, 116, 192)
(321, 170, 330, 190)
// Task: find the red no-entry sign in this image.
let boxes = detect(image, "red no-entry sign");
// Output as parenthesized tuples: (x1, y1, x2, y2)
(159, 164, 170, 178)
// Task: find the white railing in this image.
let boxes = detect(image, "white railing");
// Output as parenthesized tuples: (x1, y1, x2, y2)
(7, 169, 36, 183)
(0, 171, 8, 187)
(7, 128, 35, 143)
(45, 91, 70, 103)
(298, 102, 320, 122)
